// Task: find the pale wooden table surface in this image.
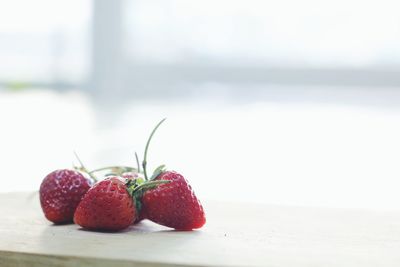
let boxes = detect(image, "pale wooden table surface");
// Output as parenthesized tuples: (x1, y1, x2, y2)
(1, 192, 400, 267)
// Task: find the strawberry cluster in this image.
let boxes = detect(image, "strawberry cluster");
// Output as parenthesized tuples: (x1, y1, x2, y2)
(39, 119, 206, 231)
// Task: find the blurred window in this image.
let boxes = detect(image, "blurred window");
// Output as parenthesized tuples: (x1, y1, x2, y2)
(2, 0, 400, 89)
(125, 0, 400, 68)
(0, 0, 91, 84)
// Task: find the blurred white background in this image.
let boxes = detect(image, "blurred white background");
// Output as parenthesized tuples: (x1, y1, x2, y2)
(1, 0, 400, 210)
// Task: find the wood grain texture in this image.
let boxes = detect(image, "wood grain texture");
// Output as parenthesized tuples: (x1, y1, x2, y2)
(1, 192, 400, 267)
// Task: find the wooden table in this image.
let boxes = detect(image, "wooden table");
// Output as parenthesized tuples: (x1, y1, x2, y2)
(1, 192, 400, 267)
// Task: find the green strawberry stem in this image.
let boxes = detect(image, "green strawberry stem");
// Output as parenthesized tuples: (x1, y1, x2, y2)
(125, 178, 170, 211)
(74, 151, 97, 182)
(135, 152, 141, 173)
(131, 180, 170, 194)
(142, 118, 167, 181)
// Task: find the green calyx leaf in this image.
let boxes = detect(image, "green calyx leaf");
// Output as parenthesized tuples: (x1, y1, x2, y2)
(135, 177, 145, 184)
(126, 176, 145, 194)
(134, 197, 142, 215)
(126, 177, 144, 216)
(134, 180, 170, 193)
(150, 165, 166, 180)
(126, 179, 170, 197)
(125, 177, 170, 214)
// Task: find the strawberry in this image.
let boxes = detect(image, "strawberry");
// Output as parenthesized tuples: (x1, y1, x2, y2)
(138, 118, 206, 230)
(74, 153, 145, 228)
(40, 169, 93, 224)
(73, 177, 136, 231)
(73, 176, 166, 231)
(142, 171, 206, 230)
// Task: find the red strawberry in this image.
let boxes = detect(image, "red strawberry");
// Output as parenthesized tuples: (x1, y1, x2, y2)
(74, 176, 137, 231)
(141, 171, 206, 230)
(40, 169, 93, 224)
(136, 118, 206, 230)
